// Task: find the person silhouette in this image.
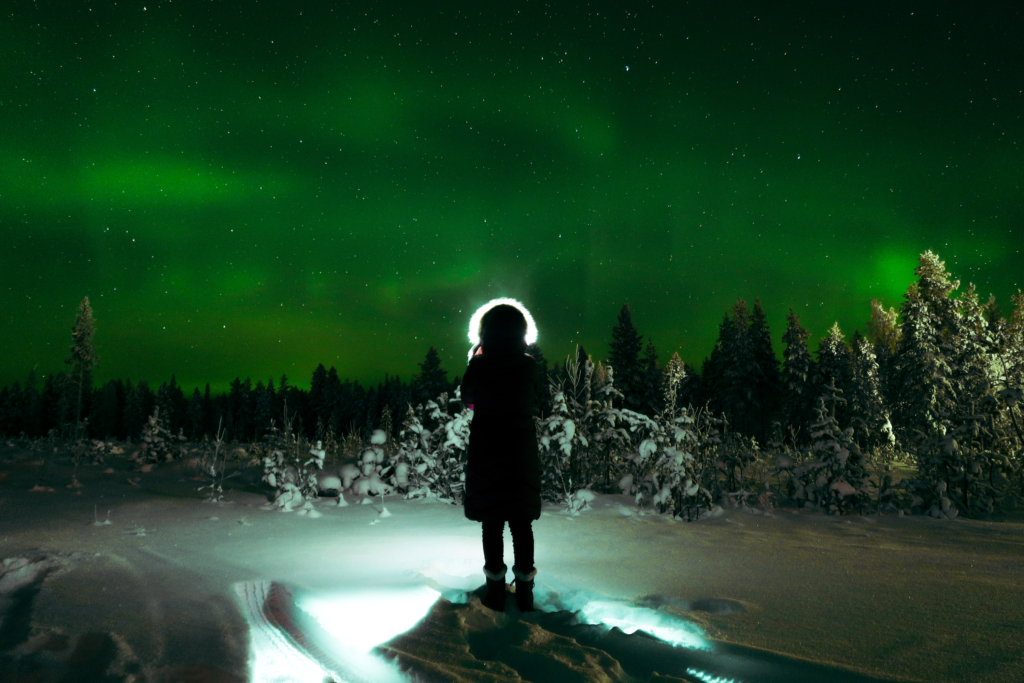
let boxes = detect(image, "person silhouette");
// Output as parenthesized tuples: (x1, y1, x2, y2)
(460, 303, 542, 612)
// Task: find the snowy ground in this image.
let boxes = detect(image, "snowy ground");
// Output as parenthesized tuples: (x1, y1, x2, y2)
(1, 447, 1022, 683)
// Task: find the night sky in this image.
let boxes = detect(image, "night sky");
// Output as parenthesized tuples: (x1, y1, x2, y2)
(3, 1, 1021, 392)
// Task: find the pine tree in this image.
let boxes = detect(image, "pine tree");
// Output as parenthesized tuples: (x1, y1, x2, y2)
(703, 313, 735, 418)
(254, 379, 274, 440)
(639, 338, 662, 417)
(94, 380, 122, 439)
(412, 347, 449, 407)
(867, 299, 901, 410)
(891, 251, 960, 451)
(780, 310, 817, 444)
(660, 352, 687, 417)
(847, 332, 890, 450)
(187, 388, 205, 440)
(816, 322, 853, 430)
(609, 304, 645, 412)
(717, 299, 758, 438)
(802, 382, 870, 515)
(309, 364, 330, 429)
(123, 380, 152, 440)
(65, 296, 98, 439)
(527, 342, 552, 417)
(748, 299, 781, 441)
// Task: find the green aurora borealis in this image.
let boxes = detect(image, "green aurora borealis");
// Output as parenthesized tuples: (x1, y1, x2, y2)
(2, 1, 1021, 391)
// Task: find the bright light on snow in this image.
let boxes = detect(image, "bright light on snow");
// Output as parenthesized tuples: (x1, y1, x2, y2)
(297, 585, 441, 653)
(576, 599, 709, 650)
(237, 582, 337, 683)
(467, 297, 538, 355)
(687, 668, 743, 683)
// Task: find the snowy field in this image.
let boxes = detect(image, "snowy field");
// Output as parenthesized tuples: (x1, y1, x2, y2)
(1, 447, 1022, 683)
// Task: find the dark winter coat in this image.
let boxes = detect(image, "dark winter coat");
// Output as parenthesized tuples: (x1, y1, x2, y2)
(460, 351, 542, 522)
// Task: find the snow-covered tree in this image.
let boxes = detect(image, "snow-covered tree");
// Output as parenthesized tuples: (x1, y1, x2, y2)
(748, 299, 781, 441)
(131, 406, 187, 466)
(538, 349, 630, 499)
(867, 299, 901, 410)
(608, 304, 645, 412)
(394, 390, 471, 503)
(703, 299, 779, 444)
(815, 322, 853, 430)
(411, 347, 450, 408)
(780, 310, 817, 444)
(846, 332, 892, 450)
(605, 351, 717, 520)
(790, 383, 870, 515)
(639, 338, 663, 417)
(65, 296, 97, 440)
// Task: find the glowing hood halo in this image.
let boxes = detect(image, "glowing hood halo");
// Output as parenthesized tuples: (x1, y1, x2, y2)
(467, 298, 537, 360)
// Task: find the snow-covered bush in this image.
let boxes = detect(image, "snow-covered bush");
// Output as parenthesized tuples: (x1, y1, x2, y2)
(539, 348, 718, 520)
(393, 391, 471, 503)
(538, 351, 632, 503)
(260, 418, 324, 512)
(345, 429, 395, 498)
(130, 407, 187, 467)
(787, 386, 870, 515)
(197, 418, 234, 502)
(615, 369, 718, 521)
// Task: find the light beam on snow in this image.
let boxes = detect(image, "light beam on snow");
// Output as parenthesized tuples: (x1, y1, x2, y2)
(686, 668, 743, 683)
(575, 599, 709, 650)
(237, 581, 439, 683)
(467, 298, 538, 359)
(297, 585, 441, 653)
(237, 582, 337, 683)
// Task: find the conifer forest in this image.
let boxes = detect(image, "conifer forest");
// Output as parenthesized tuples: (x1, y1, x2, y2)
(3, 251, 1021, 522)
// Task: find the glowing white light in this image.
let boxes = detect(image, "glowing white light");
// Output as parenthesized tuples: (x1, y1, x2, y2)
(686, 668, 742, 683)
(576, 600, 709, 650)
(467, 297, 538, 358)
(298, 586, 441, 654)
(237, 582, 337, 683)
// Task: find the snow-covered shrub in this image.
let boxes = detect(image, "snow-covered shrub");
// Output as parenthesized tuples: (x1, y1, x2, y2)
(196, 418, 238, 503)
(542, 350, 718, 520)
(260, 418, 324, 511)
(394, 391, 471, 503)
(615, 387, 718, 521)
(538, 351, 632, 503)
(130, 407, 187, 467)
(788, 386, 871, 515)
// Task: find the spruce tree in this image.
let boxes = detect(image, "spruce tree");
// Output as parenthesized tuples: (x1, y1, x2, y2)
(65, 296, 98, 439)
(527, 342, 552, 417)
(640, 338, 662, 416)
(187, 388, 204, 440)
(660, 352, 687, 415)
(608, 304, 644, 412)
(847, 332, 890, 450)
(816, 322, 853, 430)
(309, 364, 330, 428)
(780, 310, 817, 444)
(703, 313, 735, 419)
(867, 299, 901, 415)
(891, 251, 959, 450)
(748, 299, 781, 441)
(718, 299, 757, 438)
(412, 347, 449, 406)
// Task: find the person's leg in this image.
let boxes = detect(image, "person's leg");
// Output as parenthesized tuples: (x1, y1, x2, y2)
(508, 519, 535, 574)
(509, 519, 536, 612)
(481, 520, 507, 611)
(481, 520, 506, 576)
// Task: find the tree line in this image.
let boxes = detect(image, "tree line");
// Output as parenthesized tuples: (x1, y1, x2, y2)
(2, 251, 1022, 476)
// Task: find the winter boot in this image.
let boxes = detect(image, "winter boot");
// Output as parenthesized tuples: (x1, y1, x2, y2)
(512, 566, 536, 612)
(482, 564, 507, 612)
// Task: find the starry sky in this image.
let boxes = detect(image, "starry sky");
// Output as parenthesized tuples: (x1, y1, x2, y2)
(3, 1, 1021, 392)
